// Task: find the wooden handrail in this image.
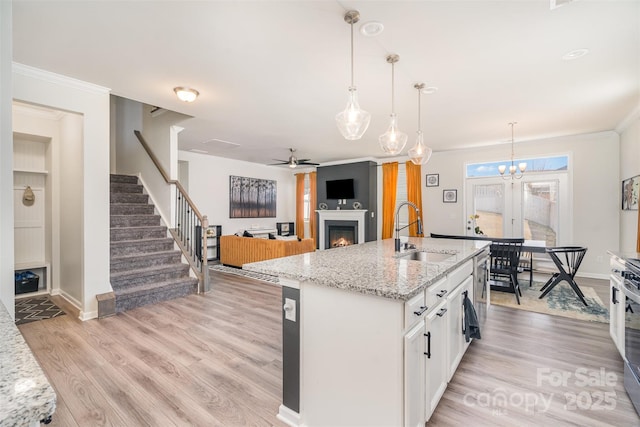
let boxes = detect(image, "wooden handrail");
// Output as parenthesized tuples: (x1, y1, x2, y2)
(133, 129, 210, 293)
(134, 130, 204, 221)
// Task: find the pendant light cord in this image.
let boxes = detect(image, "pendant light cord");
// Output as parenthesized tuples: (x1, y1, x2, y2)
(350, 21, 355, 87)
(417, 87, 422, 132)
(391, 62, 395, 114)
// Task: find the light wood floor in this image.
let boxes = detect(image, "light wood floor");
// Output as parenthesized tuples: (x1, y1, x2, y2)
(18, 272, 640, 426)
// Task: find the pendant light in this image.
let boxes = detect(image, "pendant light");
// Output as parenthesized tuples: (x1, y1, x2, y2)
(408, 83, 432, 165)
(379, 54, 408, 155)
(498, 122, 526, 179)
(335, 10, 371, 140)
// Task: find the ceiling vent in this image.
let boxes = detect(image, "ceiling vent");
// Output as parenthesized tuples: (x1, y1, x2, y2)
(550, 0, 575, 10)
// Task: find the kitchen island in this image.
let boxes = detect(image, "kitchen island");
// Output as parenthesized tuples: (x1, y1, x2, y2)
(245, 237, 490, 427)
(0, 303, 56, 427)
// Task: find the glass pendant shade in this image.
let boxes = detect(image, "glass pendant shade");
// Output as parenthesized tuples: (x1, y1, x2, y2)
(336, 87, 371, 140)
(379, 114, 407, 154)
(408, 130, 433, 165)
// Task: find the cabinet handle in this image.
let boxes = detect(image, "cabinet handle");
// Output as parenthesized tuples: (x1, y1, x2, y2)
(436, 289, 448, 298)
(414, 306, 428, 316)
(424, 332, 431, 359)
(612, 286, 618, 304)
(436, 308, 448, 317)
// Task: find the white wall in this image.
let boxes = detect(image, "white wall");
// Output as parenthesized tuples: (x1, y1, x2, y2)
(114, 98, 190, 225)
(0, 0, 13, 317)
(424, 131, 620, 278)
(178, 151, 296, 235)
(620, 115, 640, 253)
(58, 113, 84, 305)
(13, 64, 111, 320)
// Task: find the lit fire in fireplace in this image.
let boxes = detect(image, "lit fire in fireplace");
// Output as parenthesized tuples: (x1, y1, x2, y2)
(332, 237, 353, 247)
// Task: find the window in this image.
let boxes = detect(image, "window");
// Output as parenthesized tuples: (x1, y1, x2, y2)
(303, 174, 311, 221)
(466, 155, 568, 178)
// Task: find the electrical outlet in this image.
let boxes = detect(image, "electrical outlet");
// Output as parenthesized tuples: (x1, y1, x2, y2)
(283, 298, 296, 322)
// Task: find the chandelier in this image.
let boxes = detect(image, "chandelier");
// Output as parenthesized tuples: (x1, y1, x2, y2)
(498, 122, 526, 179)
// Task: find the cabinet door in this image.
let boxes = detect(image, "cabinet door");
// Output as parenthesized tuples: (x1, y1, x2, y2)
(425, 302, 448, 421)
(445, 276, 472, 381)
(610, 274, 625, 357)
(404, 320, 425, 427)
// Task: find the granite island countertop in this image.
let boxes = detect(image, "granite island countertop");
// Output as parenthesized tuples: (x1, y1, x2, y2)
(244, 237, 489, 301)
(0, 303, 56, 427)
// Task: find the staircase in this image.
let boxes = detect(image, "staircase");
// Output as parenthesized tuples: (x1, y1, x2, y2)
(109, 174, 198, 313)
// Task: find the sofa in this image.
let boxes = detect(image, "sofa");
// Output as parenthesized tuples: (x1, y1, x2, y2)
(220, 235, 315, 268)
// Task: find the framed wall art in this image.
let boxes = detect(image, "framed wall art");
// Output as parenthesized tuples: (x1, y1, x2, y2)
(443, 189, 457, 203)
(229, 175, 277, 218)
(426, 173, 439, 187)
(622, 175, 639, 211)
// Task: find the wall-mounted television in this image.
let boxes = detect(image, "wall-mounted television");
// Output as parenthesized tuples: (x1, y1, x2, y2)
(326, 178, 355, 199)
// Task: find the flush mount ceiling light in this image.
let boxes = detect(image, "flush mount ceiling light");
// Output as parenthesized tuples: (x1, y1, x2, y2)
(173, 87, 199, 102)
(407, 83, 433, 165)
(335, 10, 371, 141)
(360, 21, 384, 37)
(562, 48, 589, 61)
(379, 54, 408, 155)
(498, 122, 526, 179)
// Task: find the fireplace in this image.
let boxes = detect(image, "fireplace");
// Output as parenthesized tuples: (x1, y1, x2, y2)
(325, 221, 358, 249)
(316, 209, 367, 251)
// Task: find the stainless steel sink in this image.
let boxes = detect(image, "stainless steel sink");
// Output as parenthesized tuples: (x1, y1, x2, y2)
(400, 251, 454, 262)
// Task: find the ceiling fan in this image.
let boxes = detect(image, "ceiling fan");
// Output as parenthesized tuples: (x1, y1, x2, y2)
(269, 148, 319, 168)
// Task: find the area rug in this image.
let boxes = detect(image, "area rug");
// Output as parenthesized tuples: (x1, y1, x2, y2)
(490, 280, 609, 323)
(15, 296, 66, 325)
(210, 264, 279, 284)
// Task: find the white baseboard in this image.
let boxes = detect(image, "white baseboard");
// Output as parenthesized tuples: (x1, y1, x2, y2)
(276, 405, 300, 427)
(79, 310, 98, 321)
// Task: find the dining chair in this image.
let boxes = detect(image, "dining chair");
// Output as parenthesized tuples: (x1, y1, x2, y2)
(489, 240, 524, 304)
(518, 250, 533, 287)
(539, 246, 588, 306)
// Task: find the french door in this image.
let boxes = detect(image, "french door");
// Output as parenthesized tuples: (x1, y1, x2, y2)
(465, 173, 569, 245)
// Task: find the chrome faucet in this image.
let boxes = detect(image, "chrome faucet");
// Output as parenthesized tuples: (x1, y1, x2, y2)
(395, 201, 423, 252)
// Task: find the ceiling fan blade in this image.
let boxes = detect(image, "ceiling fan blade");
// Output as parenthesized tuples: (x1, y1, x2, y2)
(271, 159, 288, 162)
(268, 161, 288, 165)
(299, 161, 320, 166)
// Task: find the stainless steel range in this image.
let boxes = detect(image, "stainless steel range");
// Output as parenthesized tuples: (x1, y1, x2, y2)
(621, 257, 640, 416)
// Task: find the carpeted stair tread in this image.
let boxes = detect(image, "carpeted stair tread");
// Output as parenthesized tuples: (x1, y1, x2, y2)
(110, 174, 139, 184)
(111, 214, 161, 227)
(110, 238, 174, 256)
(111, 249, 181, 262)
(110, 193, 149, 204)
(110, 226, 167, 242)
(113, 277, 198, 313)
(110, 263, 189, 281)
(110, 182, 144, 194)
(110, 203, 155, 215)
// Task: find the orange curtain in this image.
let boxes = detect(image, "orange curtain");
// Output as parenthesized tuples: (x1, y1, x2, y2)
(309, 172, 317, 247)
(295, 173, 305, 239)
(406, 161, 424, 237)
(382, 162, 399, 239)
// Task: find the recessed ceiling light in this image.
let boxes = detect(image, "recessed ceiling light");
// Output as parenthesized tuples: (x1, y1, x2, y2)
(421, 86, 439, 94)
(360, 21, 384, 37)
(562, 48, 589, 61)
(173, 87, 199, 102)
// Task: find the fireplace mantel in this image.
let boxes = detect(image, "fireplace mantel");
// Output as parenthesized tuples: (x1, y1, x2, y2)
(316, 209, 367, 250)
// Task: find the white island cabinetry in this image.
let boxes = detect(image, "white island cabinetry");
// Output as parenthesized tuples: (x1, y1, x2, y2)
(243, 238, 488, 427)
